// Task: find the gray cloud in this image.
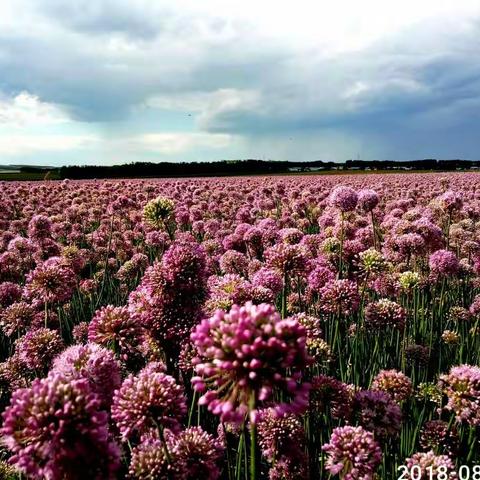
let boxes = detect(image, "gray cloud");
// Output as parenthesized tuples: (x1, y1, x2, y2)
(1, 0, 480, 162)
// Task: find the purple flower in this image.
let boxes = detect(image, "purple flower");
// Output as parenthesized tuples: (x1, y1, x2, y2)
(191, 302, 311, 424)
(251, 267, 284, 295)
(169, 427, 224, 480)
(329, 186, 358, 212)
(439, 364, 480, 425)
(27, 214, 52, 240)
(364, 299, 406, 331)
(257, 408, 306, 463)
(322, 426, 382, 480)
(357, 189, 379, 212)
(310, 375, 353, 419)
(429, 249, 459, 277)
(128, 241, 207, 349)
(420, 420, 459, 456)
(16, 327, 64, 373)
(319, 279, 360, 316)
(0, 282, 22, 308)
(1, 374, 120, 480)
(25, 260, 77, 304)
(353, 390, 402, 439)
(112, 366, 187, 440)
(72, 321, 90, 344)
(219, 250, 249, 276)
(128, 439, 185, 480)
(372, 369, 413, 403)
(405, 451, 457, 479)
(439, 190, 463, 212)
(51, 343, 122, 409)
(0, 351, 33, 391)
(0, 301, 35, 337)
(307, 265, 335, 292)
(470, 294, 480, 317)
(89, 305, 144, 362)
(265, 243, 310, 276)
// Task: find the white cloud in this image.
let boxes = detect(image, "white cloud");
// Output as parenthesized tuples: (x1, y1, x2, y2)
(0, 92, 71, 127)
(128, 132, 233, 154)
(0, 134, 97, 156)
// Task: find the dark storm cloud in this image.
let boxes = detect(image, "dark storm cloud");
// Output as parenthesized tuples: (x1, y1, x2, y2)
(1, 0, 480, 162)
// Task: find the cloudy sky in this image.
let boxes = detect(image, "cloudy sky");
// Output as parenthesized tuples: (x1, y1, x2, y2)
(1, 0, 480, 165)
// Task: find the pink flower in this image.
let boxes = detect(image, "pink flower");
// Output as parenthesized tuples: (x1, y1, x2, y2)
(429, 249, 459, 277)
(439, 364, 480, 425)
(322, 426, 381, 480)
(329, 186, 358, 212)
(1, 374, 120, 480)
(191, 302, 311, 424)
(112, 366, 187, 440)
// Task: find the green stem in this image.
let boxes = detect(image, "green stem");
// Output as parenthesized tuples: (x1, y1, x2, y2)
(249, 394, 257, 480)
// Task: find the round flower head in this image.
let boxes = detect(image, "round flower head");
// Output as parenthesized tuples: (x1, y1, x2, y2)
(439, 364, 480, 425)
(429, 250, 459, 277)
(51, 343, 122, 409)
(0, 301, 35, 337)
(405, 344, 430, 367)
(72, 321, 90, 344)
(357, 189, 379, 212)
(358, 248, 386, 276)
(27, 214, 52, 240)
(1, 373, 120, 480)
(307, 265, 335, 292)
(442, 330, 460, 345)
(310, 375, 353, 419)
(439, 190, 463, 212)
(290, 313, 331, 363)
(128, 439, 185, 480)
(353, 390, 402, 439)
(257, 408, 305, 462)
(319, 279, 360, 316)
(143, 196, 175, 230)
(329, 186, 358, 212)
(322, 426, 382, 480)
(405, 451, 457, 479)
(265, 243, 309, 275)
(191, 302, 311, 424)
(168, 427, 224, 480)
(128, 241, 207, 348)
(25, 261, 77, 304)
(364, 299, 406, 331)
(251, 267, 284, 295)
(399, 270, 420, 290)
(0, 282, 22, 308)
(420, 420, 459, 456)
(112, 367, 187, 440)
(268, 456, 309, 480)
(448, 306, 471, 323)
(16, 327, 64, 373)
(372, 369, 413, 403)
(0, 351, 33, 391)
(89, 305, 144, 362)
(278, 227, 304, 244)
(470, 294, 480, 317)
(219, 250, 249, 276)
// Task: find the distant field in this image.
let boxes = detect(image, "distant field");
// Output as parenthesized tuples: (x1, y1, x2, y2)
(0, 171, 60, 181)
(0, 168, 477, 182)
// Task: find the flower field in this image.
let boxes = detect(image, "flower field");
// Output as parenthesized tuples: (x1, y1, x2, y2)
(0, 173, 479, 479)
